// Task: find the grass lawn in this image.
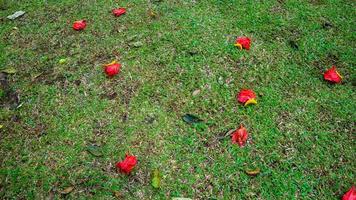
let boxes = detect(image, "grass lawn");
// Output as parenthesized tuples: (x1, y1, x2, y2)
(0, 0, 355, 199)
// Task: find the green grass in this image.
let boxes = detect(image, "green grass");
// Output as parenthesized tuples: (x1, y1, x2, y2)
(0, 0, 355, 199)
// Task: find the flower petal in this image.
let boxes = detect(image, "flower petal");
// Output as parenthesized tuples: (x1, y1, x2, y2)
(237, 89, 256, 104)
(234, 43, 243, 49)
(104, 61, 121, 77)
(112, 8, 126, 17)
(323, 65, 342, 83)
(235, 37, 251, 50)
(73, 20, 86, 31)
(116, 154, 137, 174)
(244, 98, 257, 106)
(342, 186, 356, 200)
(231, 125, 249, 147)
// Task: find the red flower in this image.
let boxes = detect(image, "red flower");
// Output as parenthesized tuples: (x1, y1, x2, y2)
(231, 125, 249, 147)
(72, 20, 86, 31)
(112, 8, 126, 17)
(104, 61, 121, 77)
(116, 154, 137, 174)
(343, 186, 356, 200)
(237, 89, 257, 106)
(235, 37, 251, 50)
(324, 65, 342, 83)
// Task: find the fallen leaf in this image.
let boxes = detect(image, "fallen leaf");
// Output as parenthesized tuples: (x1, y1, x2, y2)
(148, 10, 157, 18)
(245, 168, 260, 176)
(86, 145, 103, 157)
(151, 169, 161, 188)
(59, 186, 74, 194)
(7, 11, 25, 20)
(1, 68, 17, 74)
(59, 58, 67, 64)
(192, 89, 201, 96)
(113, 191, 124, 199)
(182, 114, 203, 124)
(0, 124, 3, 129)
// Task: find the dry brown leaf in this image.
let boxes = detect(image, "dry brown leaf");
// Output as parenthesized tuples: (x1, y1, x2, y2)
(245, 168, 260, 176)
(114, 191, 124, 199)
(192, 89, 201, 96)
(59, 186, 74, 194)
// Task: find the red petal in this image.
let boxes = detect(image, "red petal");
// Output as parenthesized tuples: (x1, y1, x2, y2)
(116, 155, 137, 174)
(112, 8, 126, 17)
(104, 61, 121, 77)
(324, 65, 342, 83)
(237, 89, 256, 104)
(73, 20, 86, 31)
(231, 125, 249, 147)
(235, 37, 251, 50)
(343, 186, 356, 200)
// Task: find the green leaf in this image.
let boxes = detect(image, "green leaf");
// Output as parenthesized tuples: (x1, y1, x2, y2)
(151, 169, 161, 188)
(59, 58, 67, 64)
(86, 145, 103, 157)
(182, 114, 203, 124)
(1, 68, 17, 74)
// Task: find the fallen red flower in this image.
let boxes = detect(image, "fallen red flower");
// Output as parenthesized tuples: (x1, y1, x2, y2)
(112, 8, 126, 17)
(324, 65, 342, 83)
(237, 89, 256, 106)
(72, 20, 86, 31)
(116, 154, 137, 174)
(231, 125, 249, 147)
(235, 37, 251, 50)
(104, 61, 121, 77)
(343, 186, 356, 200)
